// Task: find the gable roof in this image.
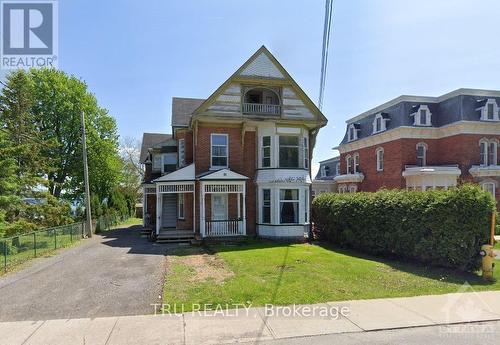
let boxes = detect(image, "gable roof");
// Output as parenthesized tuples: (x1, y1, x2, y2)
(140, 133, 172, 163)
(192, 45, 327, 126)
(171, 97, 205, 127)
(197, 168, 249, 180)
(152, 164, 195, 182)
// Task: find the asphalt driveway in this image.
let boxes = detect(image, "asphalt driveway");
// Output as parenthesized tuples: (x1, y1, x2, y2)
(0, 225, 169, 321)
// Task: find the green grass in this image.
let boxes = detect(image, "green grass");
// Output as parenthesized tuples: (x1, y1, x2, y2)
(111, 217, 142, 228)
(163, 241, 500, 311)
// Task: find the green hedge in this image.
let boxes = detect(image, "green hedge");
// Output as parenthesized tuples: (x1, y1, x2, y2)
(312, 184, 496, 271)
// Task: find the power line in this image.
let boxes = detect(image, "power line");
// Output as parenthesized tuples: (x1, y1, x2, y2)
(318, 0, 334, 111)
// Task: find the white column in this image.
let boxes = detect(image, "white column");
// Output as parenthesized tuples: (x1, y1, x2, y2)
(237, 193, 241, 219)
(200, 183, 205, 237)
(192, 184, 196, 234)
(156, 190, 161, 235)
(242, 183, 246, 235)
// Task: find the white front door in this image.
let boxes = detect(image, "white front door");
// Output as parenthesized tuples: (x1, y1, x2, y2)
(211, 194, 228, 220)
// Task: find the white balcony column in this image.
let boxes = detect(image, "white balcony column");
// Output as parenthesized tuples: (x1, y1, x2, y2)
(200, 183, 205, 237)
(156, 190, 162, 235)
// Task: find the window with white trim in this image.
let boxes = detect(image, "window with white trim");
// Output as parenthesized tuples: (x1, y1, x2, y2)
(478, 99, 500, 121)
(480, 138, 498, 166)
(416, 142, 427, 167)
(481, 182, 496, 198)
(262, 189, 271, 223)
(353, 153, 360, 173)
(372, 113, 388, 133)
(376, 147, 384, 171)
(162, 153, 177, 173)
(153, 154, 162, 171)
(335, 162, 340, 176)
(303, 137, 309, 169)
(320, 165, 326, 177)
(347, 124, 358, 142)
(211, 134, 228, 168)
(279, 136, 300, 168)
(346, 155, 352, 174)
(338, 185, 347, 193)
(304, 189, 309, 223)
(261, 136, 271, 167)
(178, 194, 185, 219)
(178, 139, 185, 167)
(280, 189, 299, 224)
(348, 185, 357, 193)
(412, 105, 432, 126)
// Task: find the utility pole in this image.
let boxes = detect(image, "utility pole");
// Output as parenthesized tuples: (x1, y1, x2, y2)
(81, 111, 92, 238)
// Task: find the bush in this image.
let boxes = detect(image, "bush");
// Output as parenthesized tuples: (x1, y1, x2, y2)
(312, 184, 496, 271)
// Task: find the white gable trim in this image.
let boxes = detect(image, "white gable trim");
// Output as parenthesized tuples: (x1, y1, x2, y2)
(152, 164, 195, 182)
(239, 52, 285, 79)
(199, 168, 249, 180)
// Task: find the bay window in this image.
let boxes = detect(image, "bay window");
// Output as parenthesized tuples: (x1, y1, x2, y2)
(279, 136, 299, 168)
(211, 134, 228, 168)
(280, 189, 299, 224)
(480, 138, 498, 166)
(262, 136, 271, 167)
(262, 189, 271, 223)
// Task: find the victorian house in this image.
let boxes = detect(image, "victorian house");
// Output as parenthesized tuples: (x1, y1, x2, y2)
(333, 89, 500, 205)
(140, 46, 327, 241)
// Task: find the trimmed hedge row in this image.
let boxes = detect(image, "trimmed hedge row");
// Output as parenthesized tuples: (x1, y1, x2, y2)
(312, 184, 496, 271)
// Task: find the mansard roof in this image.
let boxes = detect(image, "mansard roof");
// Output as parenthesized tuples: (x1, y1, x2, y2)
(339, 89, 500, 145)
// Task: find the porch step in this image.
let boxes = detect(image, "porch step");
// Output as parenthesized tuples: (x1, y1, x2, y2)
(156, 230, 194, 243)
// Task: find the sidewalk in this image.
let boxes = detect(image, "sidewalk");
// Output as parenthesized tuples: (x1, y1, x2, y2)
(2, 291, 500, 345)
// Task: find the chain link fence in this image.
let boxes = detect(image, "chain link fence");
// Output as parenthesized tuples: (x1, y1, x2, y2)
(1, 222, 85, 272)
(95, 214, 129, 233)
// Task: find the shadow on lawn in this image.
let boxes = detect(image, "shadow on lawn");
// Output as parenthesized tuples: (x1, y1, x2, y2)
(316, 241, 496, 288)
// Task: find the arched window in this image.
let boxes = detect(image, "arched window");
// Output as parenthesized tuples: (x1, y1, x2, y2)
(416, 142, 427, 167)
(376, 147, 384, 171)
(346, 155, 352, 174)
(412, 105, 432, 126)
(372, 113, 389, 133)
(243, 87, 280, 115)
(338, 185, 347, 194)
(353, 153, 360, 173)
(478, 99, 500, 121)
(347, 124, 359, 142)
(348, 185, 358, 193)
(481, 182, 496, 197)
(479, 138, 498, 166)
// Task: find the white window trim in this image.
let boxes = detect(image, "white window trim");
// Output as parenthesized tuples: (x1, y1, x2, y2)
(152, 154, 162, 171)
(161, 152, 177, 174)
(320, 165, 326, 177)
(261, 188, 272, 224)
(210, 133, 228, 169)
(376, 147, 384, 172)
(348, 184, 357, 193)
(347, 124, 358, 142)
(278, 135, 301, 169)
(481, 181, 496, 197)
(480, 138, 498, 166)
(346, 155, 352, 174)
(279, 189, 300, 224)
(338, 185, 347, 193)
(477, 99, 500, 121)
(178, 139, 185, 167)
(303, 137, 309, 169)
(335, 162, 340, 176)
(412, 105, 432, 126)
(353, 153, 360, 173)
(261, 136, 271, 168)
(416, 142, 427, 166)
(372, 113, 387, 134)
(178, 193, 185, 220)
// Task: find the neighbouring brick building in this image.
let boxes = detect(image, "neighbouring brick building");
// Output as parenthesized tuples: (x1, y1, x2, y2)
(311, 156, 340, 197)
(333, 89, 500, 206)
(141, 46, 327, 241)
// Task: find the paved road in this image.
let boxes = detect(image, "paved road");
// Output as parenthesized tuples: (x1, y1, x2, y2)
(0, 226, 168, 321)
(245, 320, 500, 345)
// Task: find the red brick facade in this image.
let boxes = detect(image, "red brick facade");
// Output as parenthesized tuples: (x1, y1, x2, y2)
(339, 133, 500, 205)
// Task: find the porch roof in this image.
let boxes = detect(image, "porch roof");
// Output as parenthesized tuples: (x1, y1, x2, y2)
(197, 168, 249, 181)
(152, 164, 195, 182)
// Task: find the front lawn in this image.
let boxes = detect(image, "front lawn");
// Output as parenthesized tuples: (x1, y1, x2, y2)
(163, 241, 500, 311)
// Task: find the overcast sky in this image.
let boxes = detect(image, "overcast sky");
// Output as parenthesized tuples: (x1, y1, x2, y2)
(6, 0, 500, 176)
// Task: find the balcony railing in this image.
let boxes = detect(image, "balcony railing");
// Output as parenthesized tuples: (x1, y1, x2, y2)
(242, 103, 281, 115)
(205, 219, 244, 237)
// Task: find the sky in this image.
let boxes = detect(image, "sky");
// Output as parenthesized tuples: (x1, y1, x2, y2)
(6, 0, 500, 176)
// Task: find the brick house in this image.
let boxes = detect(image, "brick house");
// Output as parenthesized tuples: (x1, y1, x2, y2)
(140, 46, 327, 241)
(333, 89, 500, 205)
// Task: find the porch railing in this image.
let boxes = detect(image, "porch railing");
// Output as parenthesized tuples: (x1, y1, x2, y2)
(242, 103, 281, 115)
(205, 219, 244, 237)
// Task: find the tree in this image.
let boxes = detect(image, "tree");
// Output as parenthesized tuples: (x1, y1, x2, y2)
(0, 129, 21, 236)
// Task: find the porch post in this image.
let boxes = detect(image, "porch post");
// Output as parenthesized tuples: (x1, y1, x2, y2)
(156, 189, 161, 235)
(142, 186, 146, 227)
(237, 193, 241, 219)
(242, 183, 246, 235)
(200, 182, 205, 237)
(192, 184, 196, 234)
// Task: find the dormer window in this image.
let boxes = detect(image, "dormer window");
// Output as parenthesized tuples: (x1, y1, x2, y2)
(372, 113, 389, 134)
(411, 105, 432, 126)
(477, 99, 500, 121)
(347, 124, 360, 142)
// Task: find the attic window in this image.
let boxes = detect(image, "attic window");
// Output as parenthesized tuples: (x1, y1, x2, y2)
(347, 124, 359, 142)
(477, 99, 500, 121)
(411, 105, 432, 126)
(372, 113, 389, 134)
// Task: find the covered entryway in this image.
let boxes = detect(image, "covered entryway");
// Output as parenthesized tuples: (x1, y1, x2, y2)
(153, 164, 196, 241)
(199, 169, 248, 238)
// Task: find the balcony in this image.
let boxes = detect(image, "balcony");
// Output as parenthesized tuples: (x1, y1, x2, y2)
(333, 172, 365, 183)
(242, 103, 281, 115)
(402, 165, 461, 190)
(469, 165, 500, 177)
(402, 165, 461, 177)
